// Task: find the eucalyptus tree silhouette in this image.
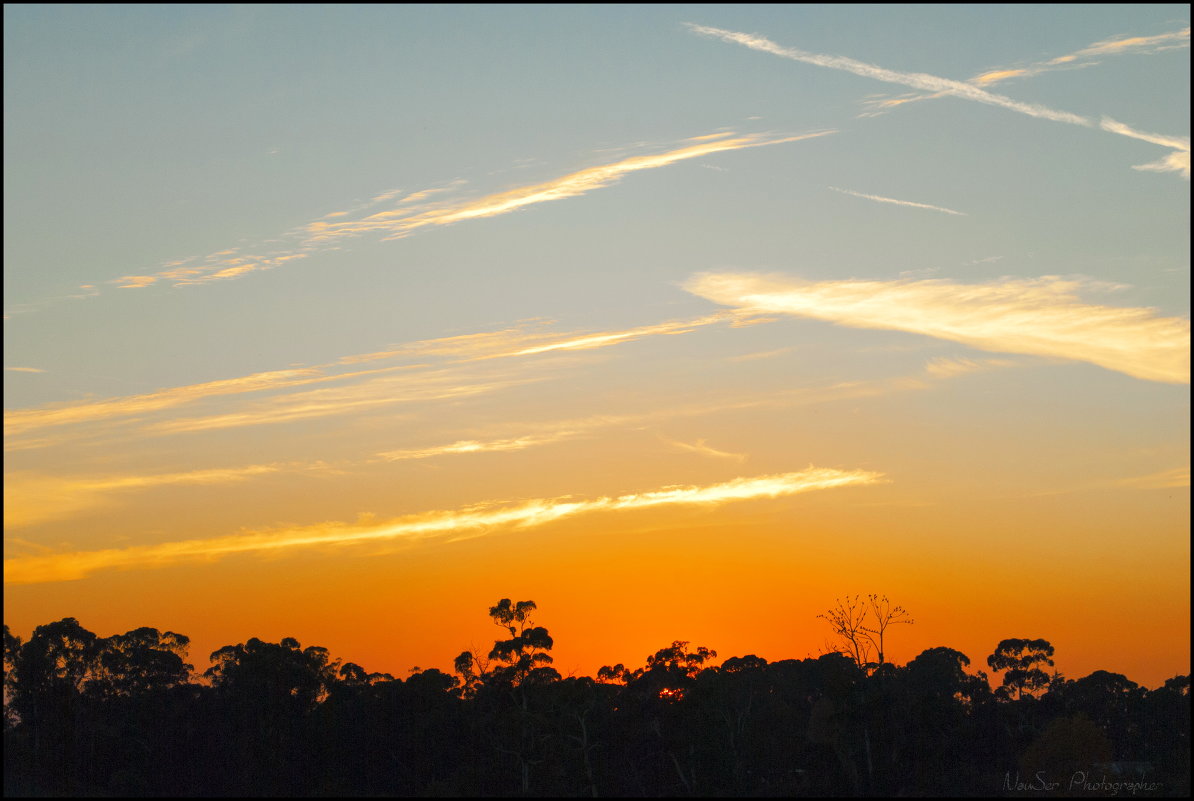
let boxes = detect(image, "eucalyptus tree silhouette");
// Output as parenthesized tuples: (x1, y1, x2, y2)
(451, 598, 563, 793)
(92, 627, 192, 698)
(987, 638, 1055, 699)
(203, 636, 341, 794)
(8, 618, 105, 793)
(475, 599, 558, 687)
(205, 636, 339, 711)
(904, 646, 990, 705)
(2, 610, 1188, 797)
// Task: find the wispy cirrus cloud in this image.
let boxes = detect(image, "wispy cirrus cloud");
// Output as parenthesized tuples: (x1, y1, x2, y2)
(1044, 26, 1189, 65)
(499, 313, 739, 357)
(728, 346, 797, 362)
(3, 467, 885, 584)
(922, 356, 1018, 379)
(686, 272, 1190, 384)
(1114, 466, 1189, 490)
(661, 436, 747, 462)
(1022, 464, 1190, 498)
(866, 26, 1189, 113)
(4, 363, 425, 441)
(1099, 117, 1191, 178)
(4, 464, 286, 529)
(828, 186, 966, 216)
(108, 130, 834, 292)
(5, 352, 1011, 529)
(4, 312, 748, 450)
(5, 366, 46, 373)
(302, 131, 833, 243)
(113, 251, 313, 289)
(686, 23, 1092, 125)
(378, 432, 584, 461)
(373, 361, 1004, 468)
(686, 23, 1190, 178)
(143, 370, 536, 436)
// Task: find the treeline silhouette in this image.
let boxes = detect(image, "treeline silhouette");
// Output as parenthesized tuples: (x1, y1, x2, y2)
(3, 598, 1189, 797)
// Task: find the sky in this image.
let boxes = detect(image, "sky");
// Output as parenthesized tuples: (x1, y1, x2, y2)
(3, 4, 1189, 689)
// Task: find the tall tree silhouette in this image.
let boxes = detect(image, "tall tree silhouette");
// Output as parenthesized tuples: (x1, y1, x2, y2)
(986, 638, 1055, 700)
(484, 598, 559, 687)
(93, 628, 192, 698)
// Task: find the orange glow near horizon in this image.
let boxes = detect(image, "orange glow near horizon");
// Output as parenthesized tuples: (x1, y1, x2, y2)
(4, 7, 1189, 707)
(5, 464, 1188, 689)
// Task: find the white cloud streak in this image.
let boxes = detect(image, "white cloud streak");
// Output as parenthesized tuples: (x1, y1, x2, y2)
(686, 272, 1190, 384)
(1100, 117, 1191, 178)
(686, 23, 1190, 178)
(872, 26, 1189, 106)
(686, 23, 1093, 125)
(828, 186, 966, 216)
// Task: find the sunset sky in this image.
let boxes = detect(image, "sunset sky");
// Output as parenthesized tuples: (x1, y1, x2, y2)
(4, 4, 1189, 688)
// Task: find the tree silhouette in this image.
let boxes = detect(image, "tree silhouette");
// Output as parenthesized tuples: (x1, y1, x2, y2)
(860, 595, 913, 667)
(204, 636, 340, 711)
(986, 638, 1055, 700)
(818, 595, 872, 668)
(93, 628, 192, 698)
(818, 594, 913, 670)
(3, 625, 21, 730)
(2, 607, 1190, 797)
(484, 598, 559, 687)
(905, 646, 990, 708)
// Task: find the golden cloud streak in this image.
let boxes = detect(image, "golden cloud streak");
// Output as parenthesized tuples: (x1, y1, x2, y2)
(972, 69, 1028, 85)
(3, 364, 420, 439)
(5, 311, 749, 450)
(502, 313, 738, 357)
(1057, 26, 1190, 61)
(378, 432, 582, 461)
(305, 132, 834, 244)
(686, 273, 1190, 384)
(662, 437, 746, 462)
(972, 27, 1190, 88)
(4, 465, 283, 529)
(146, 374, 529, 435)
(75, 130, 833, 299)
(4, 467, 884, 584)
(371, 370, 955, 469)
(861, 27, 1188, 115)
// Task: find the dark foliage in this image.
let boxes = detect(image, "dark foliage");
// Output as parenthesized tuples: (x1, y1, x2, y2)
(3, 613, 1188, 797)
